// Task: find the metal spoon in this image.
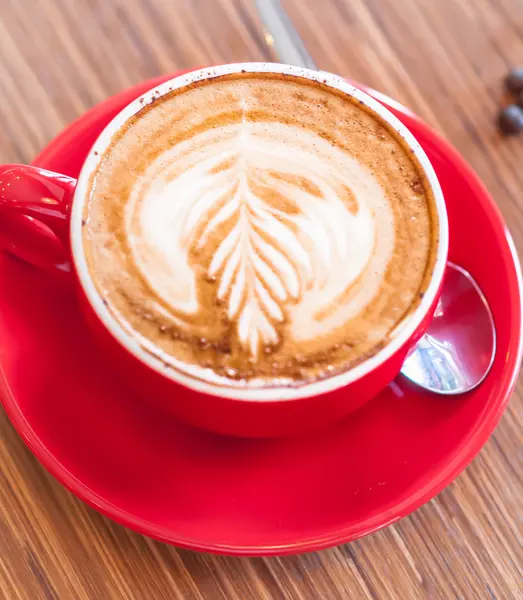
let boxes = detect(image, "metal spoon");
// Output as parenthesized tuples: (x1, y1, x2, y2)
(255, 0, 497, 394)
(401, 263, 496, 393)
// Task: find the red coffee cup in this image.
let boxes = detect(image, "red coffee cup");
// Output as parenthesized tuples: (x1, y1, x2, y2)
(0, 64, 449, 437)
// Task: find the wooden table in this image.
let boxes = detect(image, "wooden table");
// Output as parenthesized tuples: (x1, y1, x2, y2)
(1, 0, 522, 598)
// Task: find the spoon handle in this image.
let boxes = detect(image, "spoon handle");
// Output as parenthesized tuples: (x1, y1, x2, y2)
(256, 0, 318, 70)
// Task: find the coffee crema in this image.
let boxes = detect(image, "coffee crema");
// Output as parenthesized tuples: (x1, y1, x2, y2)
(83, 72, 438, 388)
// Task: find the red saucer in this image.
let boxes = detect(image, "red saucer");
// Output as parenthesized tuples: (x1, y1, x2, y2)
(0, 73, 521, 555)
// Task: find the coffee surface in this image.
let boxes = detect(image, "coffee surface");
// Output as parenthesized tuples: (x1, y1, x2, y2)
(83, 72, 437, 388)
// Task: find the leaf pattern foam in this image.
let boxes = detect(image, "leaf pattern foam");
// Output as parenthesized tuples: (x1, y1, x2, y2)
(125, 121, 395, 358)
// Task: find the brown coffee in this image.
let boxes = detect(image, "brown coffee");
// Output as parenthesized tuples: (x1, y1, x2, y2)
(83, 72, 438, 389)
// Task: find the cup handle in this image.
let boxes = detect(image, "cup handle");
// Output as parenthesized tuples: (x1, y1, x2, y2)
(0, 164, 77, 272)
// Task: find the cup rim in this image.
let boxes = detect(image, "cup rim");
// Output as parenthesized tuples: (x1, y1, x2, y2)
(71, 62, 449, 402)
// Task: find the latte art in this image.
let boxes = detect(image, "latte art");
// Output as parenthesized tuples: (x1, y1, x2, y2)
(126, 121, 394, 358)
(84, 73, 437, 387)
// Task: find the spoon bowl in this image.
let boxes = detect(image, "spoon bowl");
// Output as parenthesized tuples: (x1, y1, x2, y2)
(401, 263, 496, 394)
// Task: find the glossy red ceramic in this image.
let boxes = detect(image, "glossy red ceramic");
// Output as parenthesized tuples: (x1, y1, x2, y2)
(0, 74, 521, 554)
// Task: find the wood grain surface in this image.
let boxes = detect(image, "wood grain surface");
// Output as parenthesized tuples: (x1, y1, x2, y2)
(1, 0, 522, 598)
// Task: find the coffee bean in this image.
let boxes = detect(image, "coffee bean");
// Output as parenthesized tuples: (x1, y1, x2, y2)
(498, 105, 523, 135)
(505, 67, 523, 94)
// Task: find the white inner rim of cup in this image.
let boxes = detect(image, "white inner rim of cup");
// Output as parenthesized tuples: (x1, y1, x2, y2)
(72, 63, 449, 402)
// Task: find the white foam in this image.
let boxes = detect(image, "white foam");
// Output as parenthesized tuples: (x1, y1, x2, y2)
(124, 120, 395, 357)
